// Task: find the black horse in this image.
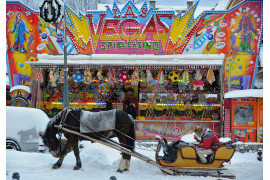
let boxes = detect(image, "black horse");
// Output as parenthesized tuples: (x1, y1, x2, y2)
(41, 108, 135, 172)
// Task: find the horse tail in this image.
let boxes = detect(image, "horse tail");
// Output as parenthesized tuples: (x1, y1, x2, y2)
(127, 114, 136, 152)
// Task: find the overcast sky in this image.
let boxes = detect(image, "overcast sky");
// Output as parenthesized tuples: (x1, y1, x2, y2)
(154, 0, 220, 7)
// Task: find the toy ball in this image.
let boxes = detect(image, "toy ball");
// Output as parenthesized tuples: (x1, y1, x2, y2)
(41, 33, 47, 39)
(207, 34, 214, 40)
(72, 71, 83, 83)
(168, 71, 179, 82)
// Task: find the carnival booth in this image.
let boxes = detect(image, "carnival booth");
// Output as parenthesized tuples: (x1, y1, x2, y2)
(224, 89, 263, 143)
(29, 53, 224, 141)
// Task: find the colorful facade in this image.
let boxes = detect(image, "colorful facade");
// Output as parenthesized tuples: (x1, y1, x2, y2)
(6, 0, 263, 141)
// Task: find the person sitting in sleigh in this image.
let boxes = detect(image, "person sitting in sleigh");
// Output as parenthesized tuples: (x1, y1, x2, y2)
(194, 127, 221, 163)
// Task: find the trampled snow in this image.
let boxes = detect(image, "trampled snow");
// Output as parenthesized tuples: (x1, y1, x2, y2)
(6, 138, 263, 180)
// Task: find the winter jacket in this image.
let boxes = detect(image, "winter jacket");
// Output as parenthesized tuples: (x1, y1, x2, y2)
(198, 129, 221, 150)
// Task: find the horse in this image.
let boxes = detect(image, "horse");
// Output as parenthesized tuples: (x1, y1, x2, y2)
(41, 108, 136, 172)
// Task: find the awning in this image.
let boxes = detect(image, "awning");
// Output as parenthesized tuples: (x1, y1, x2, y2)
(224, 89, 263, 98)
(28, 54, 224, 70)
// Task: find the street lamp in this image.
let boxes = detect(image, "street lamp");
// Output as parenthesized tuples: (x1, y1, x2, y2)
(40, 0, 69, 109)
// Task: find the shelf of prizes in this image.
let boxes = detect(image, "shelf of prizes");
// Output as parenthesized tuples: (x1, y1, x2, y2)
(31, 62, 224, 141)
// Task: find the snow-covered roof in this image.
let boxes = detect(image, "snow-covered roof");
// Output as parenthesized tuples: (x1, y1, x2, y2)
(224, 89, 263, 98)
(31, 54, 224, 66)
(10, 85, 31, 93)
(214, 0, 230, 10)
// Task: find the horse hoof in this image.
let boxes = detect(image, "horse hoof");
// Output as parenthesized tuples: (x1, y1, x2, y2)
(117, 169, 123, 173)
(74, 166, 81, 170)
(52, 163, 61, 169)
(123, 168, 129, 172)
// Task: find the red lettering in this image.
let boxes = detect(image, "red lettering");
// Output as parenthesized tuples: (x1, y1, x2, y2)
(138, 15, 159, 40)
(119, 19, 140, 40)
(139, 8, 147, 18)
(113, 8, 120, 18)
(122, 5, 138, 18)
(101, 19, 121, 40)
(87, 13, 106, 47)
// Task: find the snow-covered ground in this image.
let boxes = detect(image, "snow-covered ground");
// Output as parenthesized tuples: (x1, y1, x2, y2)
(6, 140, 263, 180)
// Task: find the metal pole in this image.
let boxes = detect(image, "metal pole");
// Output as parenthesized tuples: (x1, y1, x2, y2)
(63, 2, 69, 108)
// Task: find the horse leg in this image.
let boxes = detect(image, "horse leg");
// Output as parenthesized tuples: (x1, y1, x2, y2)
(71, 139, 81, 170)
(117, 154, 131, 173)
(52, 138, 73, 169)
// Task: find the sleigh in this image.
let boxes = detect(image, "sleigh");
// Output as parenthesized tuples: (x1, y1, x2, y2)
(155, 136, 236, 178)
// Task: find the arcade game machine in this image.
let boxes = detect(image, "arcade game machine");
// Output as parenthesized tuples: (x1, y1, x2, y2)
(257, 98, 263, 143)
(231, 98, 257, 142)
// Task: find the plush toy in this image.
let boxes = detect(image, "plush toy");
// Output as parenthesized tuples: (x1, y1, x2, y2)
(108, 70, 116, 84)
(178, 82, 186, 92)
(148, 94, 155, 103)
(167, 94, 175, 103)
(52, 71, 59, 87)
(83, 68, 92, 84)
(139, 70, 146, 82)
(48, 69, 55, 83)
(193, 70, 204, 91)
(166, 82, 173, 93)
(153, 93, 162, 103)
(59, 68, 64, 84)
(159, 84, 167, 93)
(97, 69, 103, 81)
(199, 94, 207, 104)
(153, 82, 160, 93)
(89, 82, 96, 93)
(140, 81, 147, 93)
(118, 72, 130, 84)
(131, 69, 139, 85)
(184, 94, 192, 104)
(146, 70, 153, 81)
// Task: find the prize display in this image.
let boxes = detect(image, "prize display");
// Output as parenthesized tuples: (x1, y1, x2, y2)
(38, 67, 221, 122)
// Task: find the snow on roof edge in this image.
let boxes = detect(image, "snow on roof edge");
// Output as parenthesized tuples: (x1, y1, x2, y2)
(224, 89, 263, 98)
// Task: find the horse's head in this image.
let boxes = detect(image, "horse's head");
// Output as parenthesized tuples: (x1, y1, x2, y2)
(41, 111, 63, 158)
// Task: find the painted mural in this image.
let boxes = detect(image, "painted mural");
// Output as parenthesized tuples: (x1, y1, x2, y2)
(6, 0, 262, 87)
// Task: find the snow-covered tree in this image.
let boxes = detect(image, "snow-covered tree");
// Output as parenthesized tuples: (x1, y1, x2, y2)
(18, 0, 111, 11)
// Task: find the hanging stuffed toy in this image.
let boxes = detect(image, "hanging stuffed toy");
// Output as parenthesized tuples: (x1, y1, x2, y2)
(146, 70, 155, 87)
(157, 70, 164, 84)
(72, 71, 83, 83)
(108, 70, 116, 84)
(131, 69, 139, 85)
(139, 70, 146, 82)
(97, 69, 103, 81)
(36, 69, 43, 83)
(48, 69, 55, 84)
(146, 70, 153, 81)
(59, 68, 64, 84)
(83, 68, 92, 84)
(182, 69, 189, 85)
(52, 71, 59, 87)
(193, 69, 204, 91)
(206, 68, 215, 85)
(118, 71, 130, 84)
